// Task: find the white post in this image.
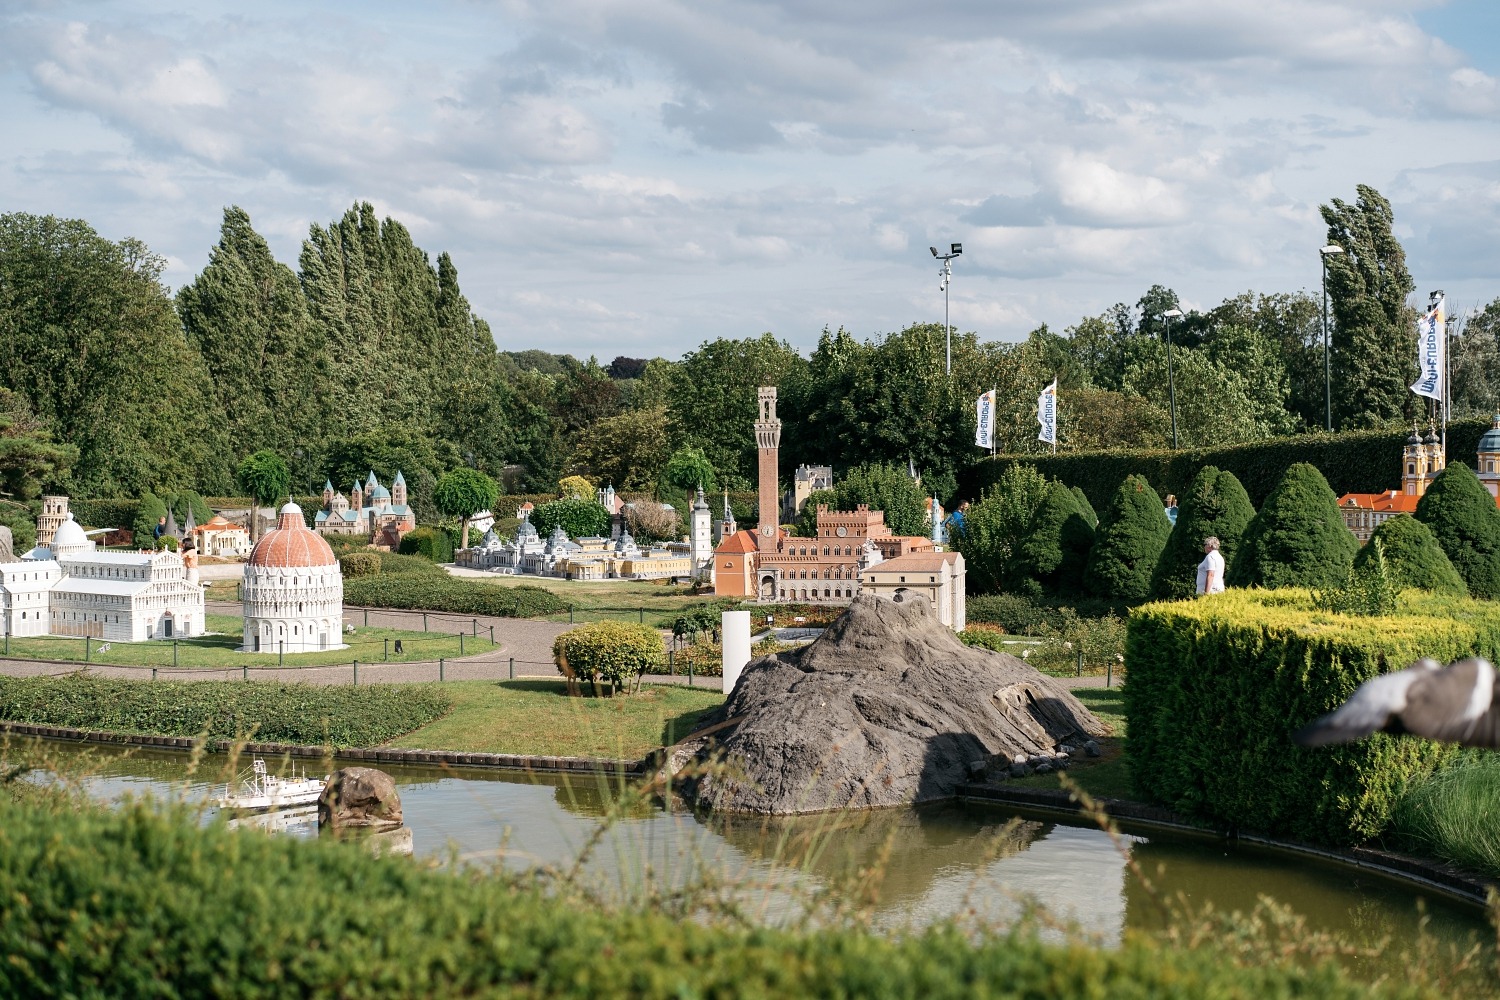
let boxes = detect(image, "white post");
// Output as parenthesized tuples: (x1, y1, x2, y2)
(721, 610, 751, 694)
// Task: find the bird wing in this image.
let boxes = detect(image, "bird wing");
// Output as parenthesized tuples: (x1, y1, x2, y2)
(1292, 661, 1439, 747)
(1400, 658, 1500, 748)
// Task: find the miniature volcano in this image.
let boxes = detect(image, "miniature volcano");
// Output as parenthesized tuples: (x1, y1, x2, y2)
(683, 594, 1108, 815)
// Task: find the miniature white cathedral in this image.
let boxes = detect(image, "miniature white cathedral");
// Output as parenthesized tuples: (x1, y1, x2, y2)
(241, 501, 346, 653)
(0, 499, 204, 642)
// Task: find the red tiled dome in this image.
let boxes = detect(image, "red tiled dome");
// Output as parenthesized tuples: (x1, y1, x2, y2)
(247, 502, 337, 568)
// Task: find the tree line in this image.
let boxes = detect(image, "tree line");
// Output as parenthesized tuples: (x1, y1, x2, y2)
(3, 184, 1496, 520)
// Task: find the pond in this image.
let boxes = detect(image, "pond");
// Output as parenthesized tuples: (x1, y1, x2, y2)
(16, 738, 1489, 972)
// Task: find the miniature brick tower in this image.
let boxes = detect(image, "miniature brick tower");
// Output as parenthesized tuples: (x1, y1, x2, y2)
(755, 387, 782, 554)
(322, 479, 335, 509)
(349, 480, 363, 513)
(392, 470, 408, 508)
(36, 495, 69, 548)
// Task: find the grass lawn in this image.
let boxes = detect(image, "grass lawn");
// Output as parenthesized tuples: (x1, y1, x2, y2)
(0, 613, 498, 669)
(389, 679, 725, 759)
(1008, 687, 1134, 800)
(450, 572, 710, 626)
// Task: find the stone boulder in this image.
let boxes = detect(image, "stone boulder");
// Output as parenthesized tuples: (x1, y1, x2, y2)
(683, 594, 1108, 814)
(319, 767, 402, 829)
(0, 526, 15, 563)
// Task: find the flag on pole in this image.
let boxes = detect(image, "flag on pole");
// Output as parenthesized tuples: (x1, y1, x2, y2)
(974, 390, 996, 449)
(1411, 297, 1446, 401)
(1037, 380, 1058, 445)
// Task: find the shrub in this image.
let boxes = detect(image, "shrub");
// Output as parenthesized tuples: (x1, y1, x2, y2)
(953, 464, 1054, 594)
(1389, 751, 1500, 878)
(1228, 463, 1357, 590)
(532, 495, 612, 539)
(375, 550, 446, 577)
(958, 628, 1008, 653)
(0, 504, 34, 553)
(131, 492, 167, 546)
(339, 551, 382, 577)
(0, 674, 450, 747)
(341, 577, 568, 618)
(1069, 486, 1098, 528)
(1355, 515, 1466, 596)
(1313, 539, 1400, 617)
(1087, 475, 1171, 601)
(398, 526, 454, 563)
(1123, 589, 1497, 846)
(1414, 462, 1500, 599)
(553, 620, 665, 693)
(1151, 466, 1256, 600)
(1017, 486, 1093, 597)
(164, 490, 211, 528)
(0, 797, 1419, 1000)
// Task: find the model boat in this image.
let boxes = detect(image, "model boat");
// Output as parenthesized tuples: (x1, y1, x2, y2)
(214, 758, 327, 812)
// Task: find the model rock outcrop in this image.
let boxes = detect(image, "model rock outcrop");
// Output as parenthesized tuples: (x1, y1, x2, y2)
(683, 594, 1108, 815)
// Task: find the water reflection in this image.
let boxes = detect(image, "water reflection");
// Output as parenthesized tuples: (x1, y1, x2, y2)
(8, 737, 1488, 967)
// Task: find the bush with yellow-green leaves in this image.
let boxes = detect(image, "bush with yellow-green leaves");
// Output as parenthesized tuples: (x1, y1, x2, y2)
(553, 620, 665, 694)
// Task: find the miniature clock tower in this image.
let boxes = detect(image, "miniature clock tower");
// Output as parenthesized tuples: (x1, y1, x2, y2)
(755, 387, 781, 554)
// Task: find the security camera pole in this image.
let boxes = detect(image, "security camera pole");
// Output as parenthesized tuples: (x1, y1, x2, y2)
(930, 243, 963, 374)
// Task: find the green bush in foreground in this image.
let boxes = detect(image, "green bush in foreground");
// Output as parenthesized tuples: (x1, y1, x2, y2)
(1125, 589, 1492, 846)
(0, 675, 451, 747)
(0, 796, 1444, 999)
(342, 577, 568, 618)
(554, 620, 665, 693)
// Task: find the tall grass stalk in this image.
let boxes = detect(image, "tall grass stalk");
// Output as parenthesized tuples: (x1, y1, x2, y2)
(1391, 751, 1500, 878)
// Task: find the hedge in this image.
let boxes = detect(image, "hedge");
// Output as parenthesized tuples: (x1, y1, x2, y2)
(341, 577, 569, 618)
(0, 675, 450, 748)
(960, 417, 1496, 512)
(553, 620, 665, 691)
(1122, 589, 1500, 847)
(69, 498, 139, 531)
(0, 799, 1429, 999)
(339, 552, 381, 577)
(398, 526, 454, 563)
(967, 593, 1128, 633)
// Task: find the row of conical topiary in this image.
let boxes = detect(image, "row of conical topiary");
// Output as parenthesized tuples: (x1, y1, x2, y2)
(985, 459, 1493, 603)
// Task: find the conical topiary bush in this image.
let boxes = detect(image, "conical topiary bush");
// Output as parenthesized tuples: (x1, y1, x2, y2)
(1227, 462, 1357, 589)
(1087, 474, 1172, 601)
(1355, 514, 1466, 596)
(1151, 466, 1256, 599)
(1070, 486, 1099, 529)
(1019, 485, 1095, 597)
(1414, 462, 1500, 599)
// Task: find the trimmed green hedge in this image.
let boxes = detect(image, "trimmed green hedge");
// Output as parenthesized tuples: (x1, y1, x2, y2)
(0, 675, 450, 748)
(69, 498, 139, 531)
(1122, 589, 1500, 847)
(968, 593, 1129, 633)
(339, 552, 381, 577)
(0, 797, 1435, 999)
(397, 526, 454, 563)
(342, 577, 569, 618)
(553, 620, 665, 689)
(962, 417, 1495, 512)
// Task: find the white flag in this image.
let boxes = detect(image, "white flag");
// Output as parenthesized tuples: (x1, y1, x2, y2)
(1037, 380, 1058, 445)
(974, 389, 996, 449)
(1410, 298, 1445, 401)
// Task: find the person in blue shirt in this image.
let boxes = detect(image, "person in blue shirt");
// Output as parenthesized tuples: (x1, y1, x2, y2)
(1164, 494, 1178, 527)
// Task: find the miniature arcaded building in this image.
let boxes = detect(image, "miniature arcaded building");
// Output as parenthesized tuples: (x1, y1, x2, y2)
(1, 511, 204, 641)
(242, 501, 345, 653)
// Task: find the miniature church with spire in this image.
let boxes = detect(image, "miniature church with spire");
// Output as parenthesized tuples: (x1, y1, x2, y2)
(315, 470, 417, 548)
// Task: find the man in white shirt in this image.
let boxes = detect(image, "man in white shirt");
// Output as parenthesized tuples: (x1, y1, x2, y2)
(1196, 536, 1225, 595)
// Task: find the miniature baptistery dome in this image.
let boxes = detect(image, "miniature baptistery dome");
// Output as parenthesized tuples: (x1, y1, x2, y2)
(242, 502, 345, 653)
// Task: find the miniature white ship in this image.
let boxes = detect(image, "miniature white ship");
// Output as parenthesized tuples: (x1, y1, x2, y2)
(213, 758, 328, 812)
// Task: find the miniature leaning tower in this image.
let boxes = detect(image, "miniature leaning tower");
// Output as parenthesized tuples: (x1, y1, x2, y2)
(36, 495, 69, 548)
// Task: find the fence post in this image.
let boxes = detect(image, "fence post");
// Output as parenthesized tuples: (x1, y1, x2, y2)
(364, 609, 369, 627)
(384, 638, 389, 662)
(423, 612, 428, 632)
(152, 667, 157, 681)
(1076, 648, 1082, 678)
(638, 608, 644, 624)
(460, 633, 465, 656)
(354, 660, 359, 686)
(279, 641, 284, 667)
(84, 636, 90, 662)
(472, 618, 478, 636)
(243, 663, 248, 681)
(569, 604, 574, 624)
(668, 649, 674, 675)
(687, 663, 693, 687)
(174, 640, 179, 669)
(1106, 660, 1112, 688)
(509, 656, 514, 680)
(489, 624, 494, 643)
(439, 657, 444, 682)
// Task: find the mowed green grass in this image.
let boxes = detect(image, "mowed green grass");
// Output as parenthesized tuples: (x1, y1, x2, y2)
(1008, 686, 1134, 800)
(1, 613, 498, 668)
(388, 679, 725, 759)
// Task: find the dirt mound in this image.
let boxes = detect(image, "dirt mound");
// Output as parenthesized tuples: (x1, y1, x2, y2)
(683, 594, 1107, 815)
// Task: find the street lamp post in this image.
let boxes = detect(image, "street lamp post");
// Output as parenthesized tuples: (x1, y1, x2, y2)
(1319, 244, 1344, 432)
(929, 243, 963, 375)
(1162, 308, 1182, 450)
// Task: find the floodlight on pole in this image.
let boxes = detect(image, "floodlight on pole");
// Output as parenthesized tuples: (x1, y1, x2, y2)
(930, 243, 963, 374)
(1161, 308, 1183, 450)
(1319, 244, 1344, 432)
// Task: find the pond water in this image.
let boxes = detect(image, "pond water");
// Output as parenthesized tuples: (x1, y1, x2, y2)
(16, 738, 1490, 971)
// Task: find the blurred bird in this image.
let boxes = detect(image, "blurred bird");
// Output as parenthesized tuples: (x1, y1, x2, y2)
(1294, 657, 1500, 749)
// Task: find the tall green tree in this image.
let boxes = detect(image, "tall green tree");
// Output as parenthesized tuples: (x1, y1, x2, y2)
(1414, 463, 1500, 599)
(1320, 185, 1416, 429)
(1087, 475, 1172, 601)
(0, 389, 76, 501)
(176, 207, 326, 462)
(568, 406, 671, 491)
(1228, 463, 1357, 589)
(953, 464, 1055, 594)
(1151, 466, 1256, 599)
(832, 463, 926, 537)
(236, 450, 291, 543)
(0, 213, 231, 497)
(434, 467, 499, 549)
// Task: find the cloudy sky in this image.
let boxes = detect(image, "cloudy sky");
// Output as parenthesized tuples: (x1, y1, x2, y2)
(4, 0, 1499, 360)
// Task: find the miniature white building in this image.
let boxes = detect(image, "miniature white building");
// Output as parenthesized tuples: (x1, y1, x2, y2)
(191, 514, 252, 558)
(0, 512, 205, 641)
(689, 486, 714, 580)
(242, 501, 345, 653)
(860, 551, 967, 631)
(455, 511, 699, 582)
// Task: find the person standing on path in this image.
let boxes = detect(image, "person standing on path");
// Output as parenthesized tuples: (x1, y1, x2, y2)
(1196, 536, 1225, 595)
